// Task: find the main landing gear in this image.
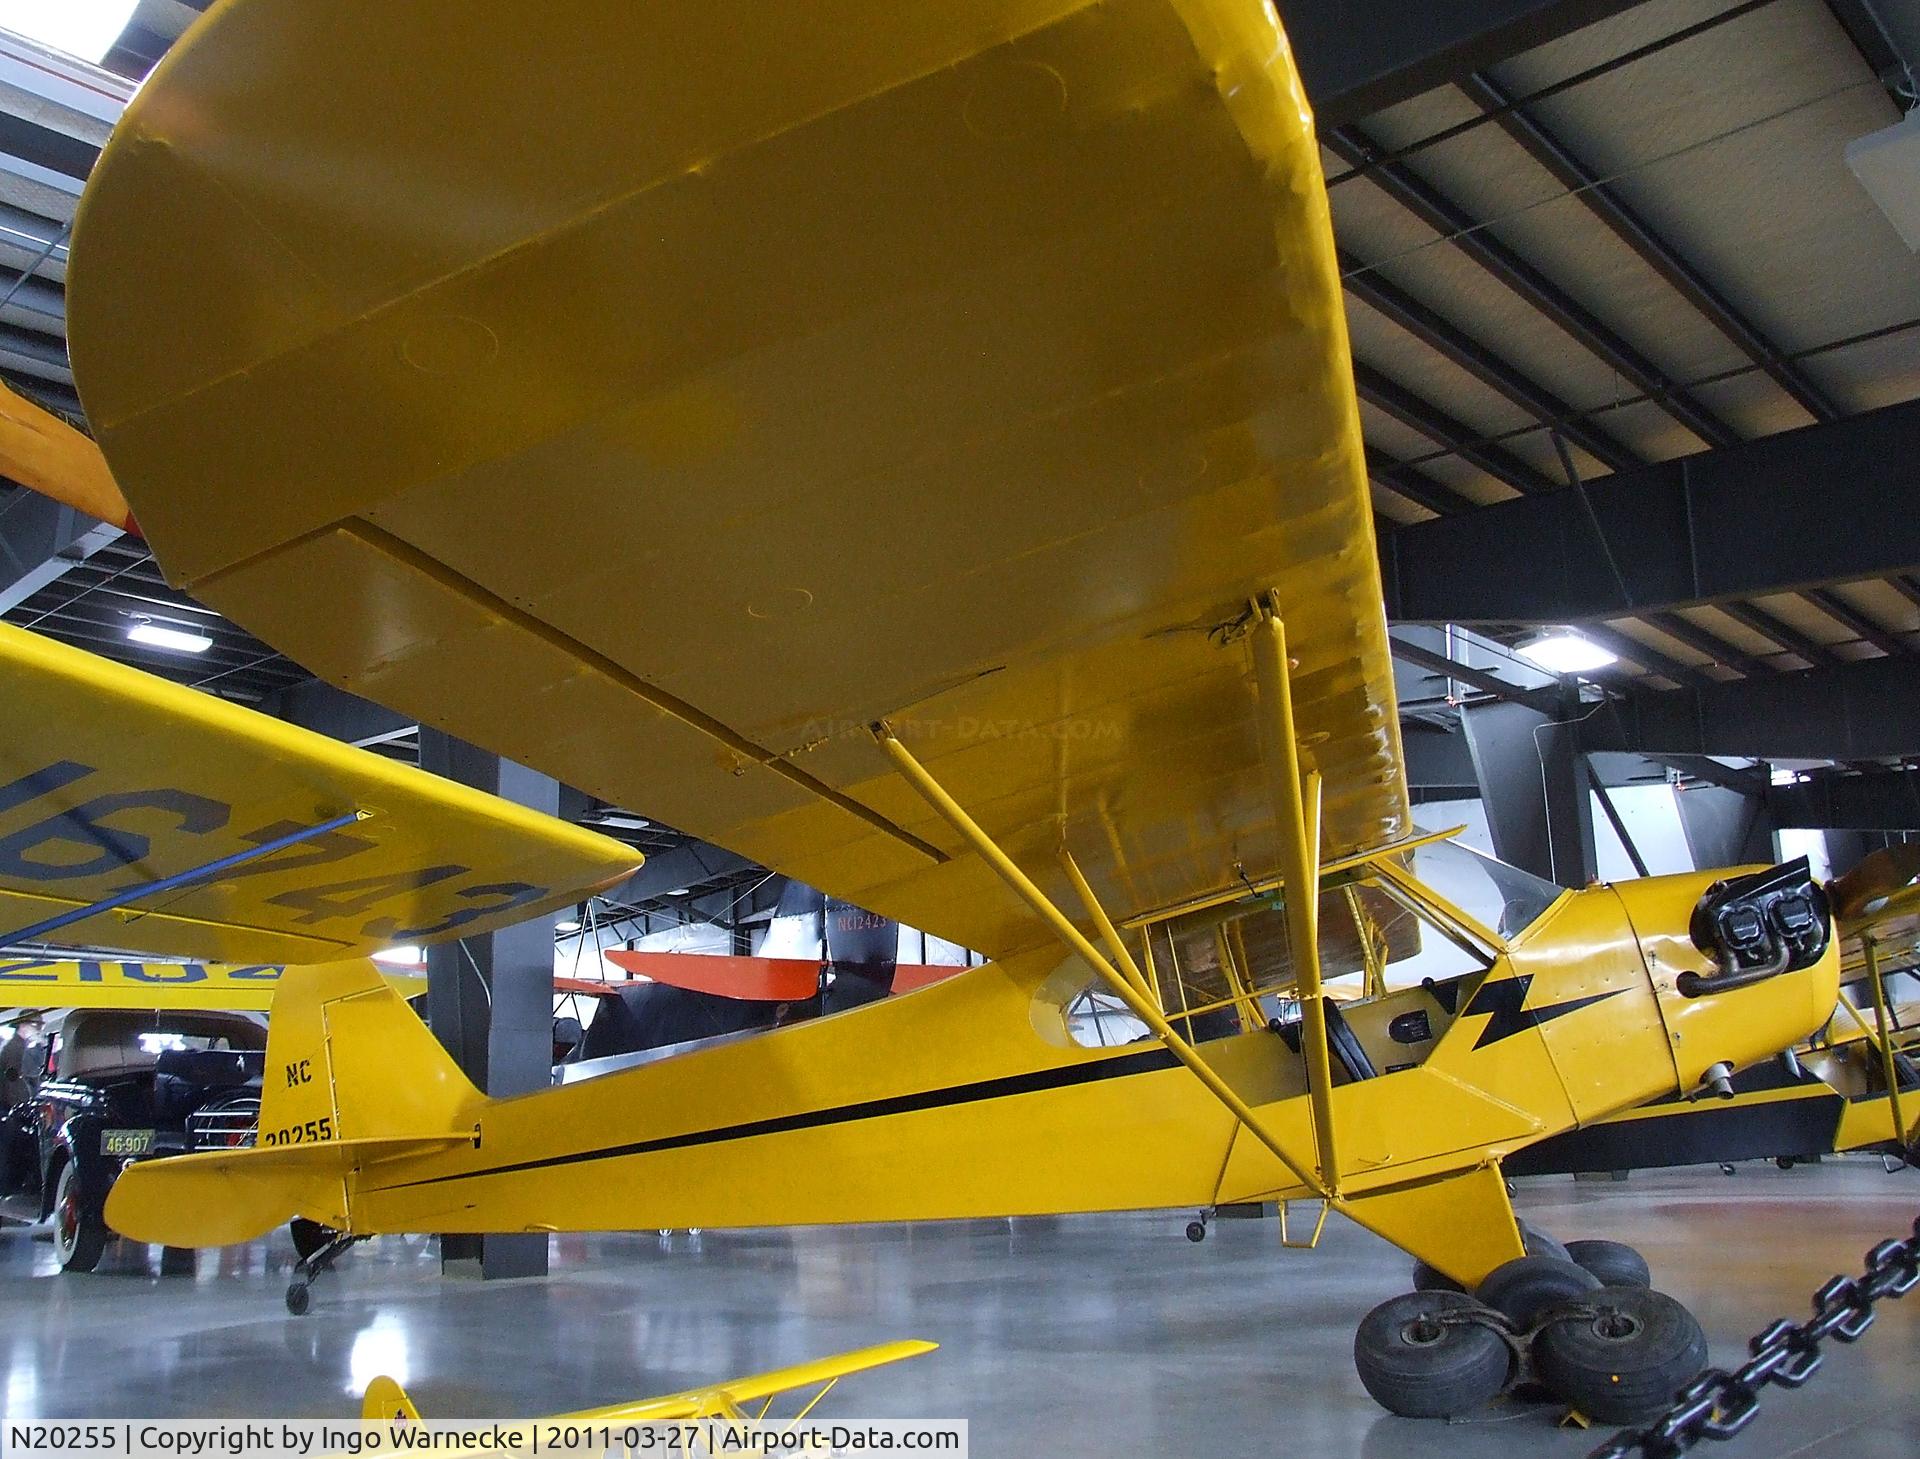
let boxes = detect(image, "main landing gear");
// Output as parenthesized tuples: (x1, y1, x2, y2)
(285, 1218, 366, 1315)
(1355, 1225, 1707, 1423)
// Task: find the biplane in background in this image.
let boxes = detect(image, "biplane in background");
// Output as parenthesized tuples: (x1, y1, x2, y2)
(37, 0, 1858, 1426)
(551, 882, 970, 1065)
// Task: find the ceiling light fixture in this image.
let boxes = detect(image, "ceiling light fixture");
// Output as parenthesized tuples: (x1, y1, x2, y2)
(0, 0, 139, 64)
(128, 621, 213, 654)
(555, 919, 582, 933)
(1847, 110, 1920, 253)
(372, 945, 424, 967)
(1515, 630, 1617, 676)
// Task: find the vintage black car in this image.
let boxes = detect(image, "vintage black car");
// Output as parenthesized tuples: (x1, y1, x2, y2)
(0, 1008, 266, 1271)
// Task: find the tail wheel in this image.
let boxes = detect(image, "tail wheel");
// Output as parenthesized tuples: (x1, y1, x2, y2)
(1533, 1288, 1708, 1423)
(51, 1161, 107, 1274)
(1566, 1238, 1652, 1289)
(1353, 1291, 1512, 1418)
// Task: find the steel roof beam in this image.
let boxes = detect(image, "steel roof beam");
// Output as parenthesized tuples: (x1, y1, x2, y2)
(0, 488, 121, 614)
(1582, 656, 1920, 760)
(1800, 586, 1912, 658)
(1642, 610, 1768, 679)
(1341, 251, 1640, 473)
(1573, 622, 1711, 689)
(1388, 633, 1563, 715)
(1461, 70, 1843, 424)
(1283, 0, 1645, 127)
(1382, 396, 1920, 624)
(1365, 445, 1478, 517)
(1823, 0, 1918, 111)
(1325, 125, 1739, 450)
(1354, 361, 1557, 494)
(1715, 601, 1843, 671)
(1771, 765, 1920, 830)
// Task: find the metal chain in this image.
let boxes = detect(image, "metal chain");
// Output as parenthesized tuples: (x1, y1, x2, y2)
(1590, 1215, 1920, 1459)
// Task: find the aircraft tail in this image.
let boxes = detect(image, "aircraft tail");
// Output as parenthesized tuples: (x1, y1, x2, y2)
(105, 959, 482, 1248)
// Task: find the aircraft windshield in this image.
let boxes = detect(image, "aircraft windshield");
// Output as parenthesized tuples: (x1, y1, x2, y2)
(1406, 838, 1565, 943)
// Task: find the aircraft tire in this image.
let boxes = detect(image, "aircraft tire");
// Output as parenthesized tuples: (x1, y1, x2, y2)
(1566, 1238, 1652, 1288)
(1518, 1221, 1571, 1263)
(1410, 1223, 1565, 1294)
(1410, 1258, 1464, 1293)
(1353, 1291, 1512, 1418)
(1533, 1288, 1707, 1423)
(1475, 1255, 1601, 1327)
(285, 1282, 311, 1316)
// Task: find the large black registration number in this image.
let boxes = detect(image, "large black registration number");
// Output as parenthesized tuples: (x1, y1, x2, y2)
(101, 1128, 155, 1157)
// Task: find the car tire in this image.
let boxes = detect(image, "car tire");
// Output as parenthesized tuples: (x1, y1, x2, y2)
(1533, 1288, 1708, 1423)
(1354, 1290, 1512, 1418)
(1566, 1238, 1652, 1289)
(51, 1161, 107, 1274)
(1475, 1255, 1602, 1327)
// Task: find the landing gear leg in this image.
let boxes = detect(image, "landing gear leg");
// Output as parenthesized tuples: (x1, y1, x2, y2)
(285, 1226, 364, 1315)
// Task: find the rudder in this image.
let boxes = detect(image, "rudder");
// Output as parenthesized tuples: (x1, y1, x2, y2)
(105, 960, 483, 1248)
(255, 958, 481, 1148)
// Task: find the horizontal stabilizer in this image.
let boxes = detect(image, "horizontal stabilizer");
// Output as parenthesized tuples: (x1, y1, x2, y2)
(104, 959, 485, 1249)
(105, 1135, 471, 1246)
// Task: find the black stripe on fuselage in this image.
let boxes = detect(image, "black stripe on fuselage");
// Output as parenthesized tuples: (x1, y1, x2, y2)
(385, 1044, 1186, 1190)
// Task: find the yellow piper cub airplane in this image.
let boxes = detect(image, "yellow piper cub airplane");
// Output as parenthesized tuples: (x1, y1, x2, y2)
(56, 0, 1846, 1425)
(360, 1342, 938, 1428)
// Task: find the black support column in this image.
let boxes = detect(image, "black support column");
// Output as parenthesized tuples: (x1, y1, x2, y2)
(1463, 694, 1597, 889)
(1674, 784, 1776, 871)
(418, 729, 558, 1280)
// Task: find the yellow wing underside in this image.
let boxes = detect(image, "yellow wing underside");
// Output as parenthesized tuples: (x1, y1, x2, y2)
(69, 0, 1408, 958)
(0, 623, 637, 964)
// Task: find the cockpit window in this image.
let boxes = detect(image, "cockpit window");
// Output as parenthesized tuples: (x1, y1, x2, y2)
(1055, 849, 1508, 1050)
(1407, 839, 1565, 942)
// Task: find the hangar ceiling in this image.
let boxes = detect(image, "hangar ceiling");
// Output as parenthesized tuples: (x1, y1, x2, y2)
(0, 0, 1917, 883)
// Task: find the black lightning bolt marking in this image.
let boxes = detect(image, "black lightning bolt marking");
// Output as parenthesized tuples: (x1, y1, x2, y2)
(1462, 974, 1625, 1050)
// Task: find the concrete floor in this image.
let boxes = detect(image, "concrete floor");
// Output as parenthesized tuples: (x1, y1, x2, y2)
(2, 1163, 1915, 1457)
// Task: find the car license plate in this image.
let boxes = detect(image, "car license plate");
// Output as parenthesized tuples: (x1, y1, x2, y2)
(101, 1128, 155, 1157)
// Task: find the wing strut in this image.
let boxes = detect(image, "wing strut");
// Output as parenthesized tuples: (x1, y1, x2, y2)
(1250, 604, 1341, 1194)
(0, 810, 365, 947)
(869, 723, 1327, 1199)
(1859, 935, 1910, 1155)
